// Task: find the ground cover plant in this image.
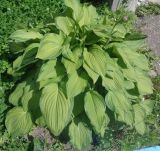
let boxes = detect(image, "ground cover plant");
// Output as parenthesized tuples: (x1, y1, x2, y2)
(5, 0, 155, 150)
(136, 2, 160, 17)
(0, 0, 64, 150)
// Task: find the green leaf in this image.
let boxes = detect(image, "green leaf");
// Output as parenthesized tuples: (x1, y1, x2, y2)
(112, 42, 149, 70)
(35, 116, 46, 127)
(9, 42, 25, 54)
(102, 70, 124, 91)
(84, 91, 109, 136)
(112, 24, 127, 38)
(125, 33, 146, 40)
(85, 31, 100, 45)
(124, 80, 135, 90)
(37, 60, 57, 81)
(133, 104, 146, 135)
(67, 72, 87, 98)
(73, 93, 84, 116)
(40, 83, 73, 136)
(21, 84, 41, 118)
(37, 60, 64, 89)
(64, 0, 83, 22)
(12, 56, 23, 71)
(140, 99, 154, 116)
(93, 25, 112, 38)
(39, 78, 61, 89)
(10, 29, 43, 43)
(83, 62, 99, 83)
(33, 138, 44, 151)
(21, 43, 39, 66)
(122, 40, 146, 51)
(123, 68, 153, 95)
(5, 107, 32, 136)
(36, 33, 64, 60)
(69, 121, 92, 150)
(55, 17, 74, 35)
(134, 55, 149, 71)
(9, 82, 26, 106)
(21, 85, 33, 112)
(137, 75, 153, 95)
(79, 5, 98, 27)
(105, 91, 133, 126)
(12, 43, 39, 71)
(61, 42, 75, 62)
(62, 47, 82, 74)
(83, 45, 107, 77)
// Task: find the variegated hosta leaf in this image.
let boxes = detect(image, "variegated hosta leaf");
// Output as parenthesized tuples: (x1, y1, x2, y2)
(67, 72, 87, 98)
(40, 83, 73, 136)
(69, 121, 92, 150)
(105, 91, 133, 126)
(5, 107, 33, 136)
(9, 82, 26, 106)
(133, 104, 146, 135)
(36, 33, 64, 60)
(10, 29, 43, 43)
(55, 17, 74, 35)
(84, 91, 109, 136)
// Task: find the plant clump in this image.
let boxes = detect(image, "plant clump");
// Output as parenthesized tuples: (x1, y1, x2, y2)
(6, 0, 154, 150)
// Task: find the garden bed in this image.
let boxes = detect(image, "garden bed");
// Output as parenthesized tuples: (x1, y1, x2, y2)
(0, 0, 160, 151)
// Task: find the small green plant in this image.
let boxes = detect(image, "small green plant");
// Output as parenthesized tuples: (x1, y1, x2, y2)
(136, 2, 160, 17)
(6, 0, 154, 150)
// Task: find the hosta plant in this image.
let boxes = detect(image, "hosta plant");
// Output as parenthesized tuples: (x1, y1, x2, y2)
(6, 0, 154, 150)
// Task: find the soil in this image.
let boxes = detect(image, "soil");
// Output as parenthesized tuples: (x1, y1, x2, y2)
(136, 15, 160, 75)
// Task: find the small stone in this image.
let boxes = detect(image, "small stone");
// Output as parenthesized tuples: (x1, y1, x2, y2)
(154, 61, 160, 75)
(149, 70, 157, 78)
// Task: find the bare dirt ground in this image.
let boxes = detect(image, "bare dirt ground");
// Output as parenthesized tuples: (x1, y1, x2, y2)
(136, 15, 160, 75)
